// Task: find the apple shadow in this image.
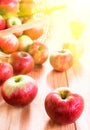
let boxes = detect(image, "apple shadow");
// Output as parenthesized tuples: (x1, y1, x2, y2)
(28, 64, 45, 80)
(0, 87, 6, 107)
(44, 118, 76, 130)
(46, 69, 67, 89)
(44, 119, 65, 130)
(72, 60, 83, 76)
(19, 105, 31, 130)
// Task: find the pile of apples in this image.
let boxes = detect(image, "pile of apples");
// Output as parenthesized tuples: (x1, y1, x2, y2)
(0, 0, 85, 125)
(0, 13, 49, 108)
(0, 29, 85, 125)
(0, 14, 49, 74)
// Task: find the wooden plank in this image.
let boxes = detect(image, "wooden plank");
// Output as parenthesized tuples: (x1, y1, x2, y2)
(0, 59, 76, 130)
(25, 61, 76, 130)
(0, 5, 89, 130)
(66, 59, 90, 130)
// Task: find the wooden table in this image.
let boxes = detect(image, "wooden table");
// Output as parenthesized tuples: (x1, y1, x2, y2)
(0, 9, 90, 130)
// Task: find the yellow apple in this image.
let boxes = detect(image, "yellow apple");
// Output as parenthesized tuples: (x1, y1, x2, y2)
(62, 42, 84, 61)
(19, 0, 35, 17)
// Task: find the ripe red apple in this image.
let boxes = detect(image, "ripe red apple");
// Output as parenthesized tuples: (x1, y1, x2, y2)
(1, 74, 38, 106)
(0, 0, 19, 5)
(0, 0, 19, 17)
(9, 51, 34, 75)
(0, 62, 13, 85)
(62, 42, 84, 61)
(0, 34, 19, 54)
(6, 16, 23, 37)
(0, 15, 6, 30)
(49, 49, 73, 72)
(18, 34, 33, 51)
(45, 87, 84, 124)
(27, 42, 49, 65)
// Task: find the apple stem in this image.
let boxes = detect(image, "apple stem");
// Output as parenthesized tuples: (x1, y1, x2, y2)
(60, 91, 70, 100)
(59, 49, 66, 53)
(15, 76, 22, 83)
(61, 92, 67, 99)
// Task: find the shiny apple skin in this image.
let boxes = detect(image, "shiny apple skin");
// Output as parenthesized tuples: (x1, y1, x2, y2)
(27, 42, 48, 65)
(0, 62, 13, 85)
(0, 34, 19, 54)
(9, 51, 34, 75)
(45, 87, 84, 124)
(1, 75, 38, 106)
(50, 49, 73, 72)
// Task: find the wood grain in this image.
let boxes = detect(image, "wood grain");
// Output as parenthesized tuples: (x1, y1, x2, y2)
(0, 8, 90, 130)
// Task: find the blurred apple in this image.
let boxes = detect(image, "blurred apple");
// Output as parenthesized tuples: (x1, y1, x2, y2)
(19, 0, 35, 17)
(62, 42, 84, 61)
(0, 15, 6, 30)
(0, 34, 19, 54)
(0, 0, 19, 18)
(1, 74, 38, 106)
(27, 42, 49, 65)
(18, 34, 33, 51)
(9, 51, 34, 75)
(6, 16, 23, 37)
(69, 21, 85, 40)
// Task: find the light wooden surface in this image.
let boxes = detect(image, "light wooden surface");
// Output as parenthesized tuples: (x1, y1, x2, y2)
(0, 7, 90, 130)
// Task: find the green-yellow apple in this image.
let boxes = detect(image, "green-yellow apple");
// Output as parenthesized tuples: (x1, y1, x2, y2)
(18, 34, 33, 51)
(19, 0, 35, 17)
(6, 16, 23, 37)
(62, 42, 84, 61)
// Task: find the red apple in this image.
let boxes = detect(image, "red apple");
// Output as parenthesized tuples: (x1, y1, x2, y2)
(27, 42, 49, 65)
(0, 0, 19, 5)
(0, 62, 13, 85)
(0, 15, 6, 30)
(9, 51, 34, 75)
(45, 87, 84, 124)
(0, 0, 19, 18)
(1, 74, 38, 106)
(18, 34, 33, 51)
(49, 49, 73, 72)
(0, 34, 19, 54)
(6, 16, 23, 37)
